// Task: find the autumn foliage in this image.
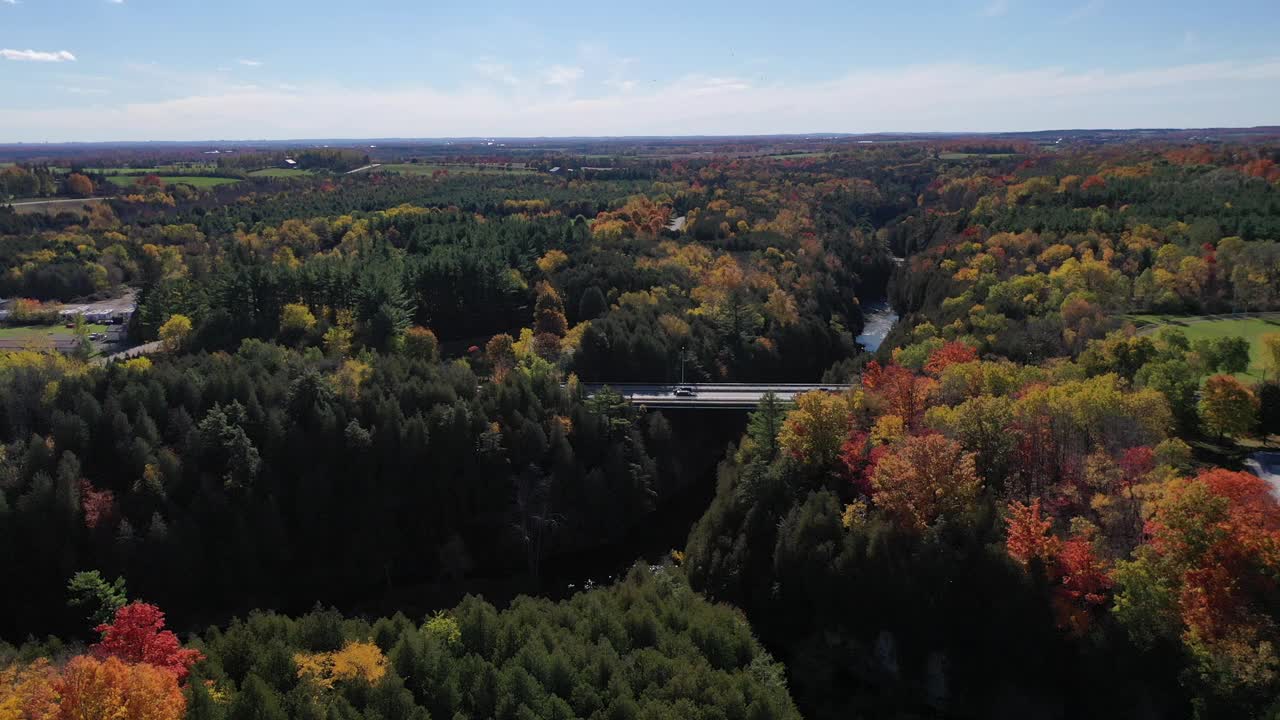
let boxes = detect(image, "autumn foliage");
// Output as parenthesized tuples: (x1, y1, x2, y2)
(294, 641, 388, 690)
(1, 655, 187, 720)
(1005, 499, 1059, 568)
(862, 361, 936, 428)
(55, 656, 185, 720)
(0, 600, 200, 720)
(1114, 469, 1280, 692)
(0, 659, 58, 720)
(923, 341, 978, 376)
(91, 603, 204, 682)
(870, 433, 980, 531)
(778, 390, 852, 466)
(1005, 499, 1113, 633)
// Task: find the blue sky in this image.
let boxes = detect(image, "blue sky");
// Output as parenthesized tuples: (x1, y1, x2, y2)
(2, 0, 1278, 141)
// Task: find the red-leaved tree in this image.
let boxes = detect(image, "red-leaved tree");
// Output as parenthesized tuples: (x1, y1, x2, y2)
(923, 341, 978, 376)
(92, 603, 204, 682)
(79, 479, 117, 531)
(862, 361, 936, 428)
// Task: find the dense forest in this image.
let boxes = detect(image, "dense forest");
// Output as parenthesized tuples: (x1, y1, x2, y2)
(2, 139, 1279, 719)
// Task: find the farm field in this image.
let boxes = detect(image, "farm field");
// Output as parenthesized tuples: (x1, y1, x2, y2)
(380, 162, 536, 175)
(97, 163, 216, 173)
(939, 151, 1019, 160)
(248, 167, 313, 177)
(764, 151, 832, 159)
(1131, 312, 1280, 380)
(104, 175, 241, 188)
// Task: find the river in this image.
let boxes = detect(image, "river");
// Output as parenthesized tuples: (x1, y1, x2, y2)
(1245, 451, 1280, 500)
(857, 299, 900, 352)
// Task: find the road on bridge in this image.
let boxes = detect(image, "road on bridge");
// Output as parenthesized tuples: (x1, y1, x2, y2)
(581, 383, 842, 409)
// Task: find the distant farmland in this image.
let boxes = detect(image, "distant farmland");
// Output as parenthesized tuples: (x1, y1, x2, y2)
(939, 152, 1019, 160)
(1133, 312, 1280, 381)
(380, 162, 536, 175)
(105, 175, 240, 188)
(80, 163, 218, 174)
(248, 168, 313, 178)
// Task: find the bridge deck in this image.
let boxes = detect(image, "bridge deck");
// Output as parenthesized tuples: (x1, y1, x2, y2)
(580, 383, 843, 409)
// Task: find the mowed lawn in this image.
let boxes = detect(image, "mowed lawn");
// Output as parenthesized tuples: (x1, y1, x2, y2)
(105, 175, 240, 188)
(0, 323, 109, 349)
(1131, 313, 1280, 381)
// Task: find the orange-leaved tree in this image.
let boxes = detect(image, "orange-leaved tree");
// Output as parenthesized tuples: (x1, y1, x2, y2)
(56, 655, 185, 720)
(0, 658, 59, 720)
(870, 433, 980, 531)
(1005, 498, 1060, 568)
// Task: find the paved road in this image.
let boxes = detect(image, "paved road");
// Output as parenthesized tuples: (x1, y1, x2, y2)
(345, 163, 383, 174)
(582, 383, 842, 409)
(4, 197, 111, 210)
(96, 340, 163, 365)
(5, 194, 106, 206)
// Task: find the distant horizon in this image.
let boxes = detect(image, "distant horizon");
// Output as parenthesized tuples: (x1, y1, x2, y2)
(2, 125, 1278, 148)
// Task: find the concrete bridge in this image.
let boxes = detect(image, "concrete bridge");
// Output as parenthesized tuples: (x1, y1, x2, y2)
(580, 383, 841, 409)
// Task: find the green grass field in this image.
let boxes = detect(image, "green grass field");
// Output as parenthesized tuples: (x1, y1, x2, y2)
(1131, 313, 1280, 381)
(0, 323, 110, 348)
(381, 163, 536, 176)
(248, 168, 313, 178)
(105, 175, 240, 188)
(84, 163, 218, 174)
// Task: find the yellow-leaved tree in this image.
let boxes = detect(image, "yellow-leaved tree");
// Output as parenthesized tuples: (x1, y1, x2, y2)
(279, 303, 317, 340)
(1261, 332, 1280, 381)
(331, 359, 372, 401)
(158, 314, 192, 353)
(778, 391, 851, 467)
(0, 659, 58, 720)
(295, 641, 387, 691)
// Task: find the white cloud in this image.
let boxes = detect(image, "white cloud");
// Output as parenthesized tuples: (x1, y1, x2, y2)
(544, 65, 583, 86)
(1, 48, 76, 62)
(3, 58, 1280, 141)
(108, 0, 124, 4)
(2, 1, 20, 6)
(238, 59, 263, 67)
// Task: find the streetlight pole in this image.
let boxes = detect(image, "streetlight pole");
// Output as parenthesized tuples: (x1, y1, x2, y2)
(680, 346, 686, 385)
